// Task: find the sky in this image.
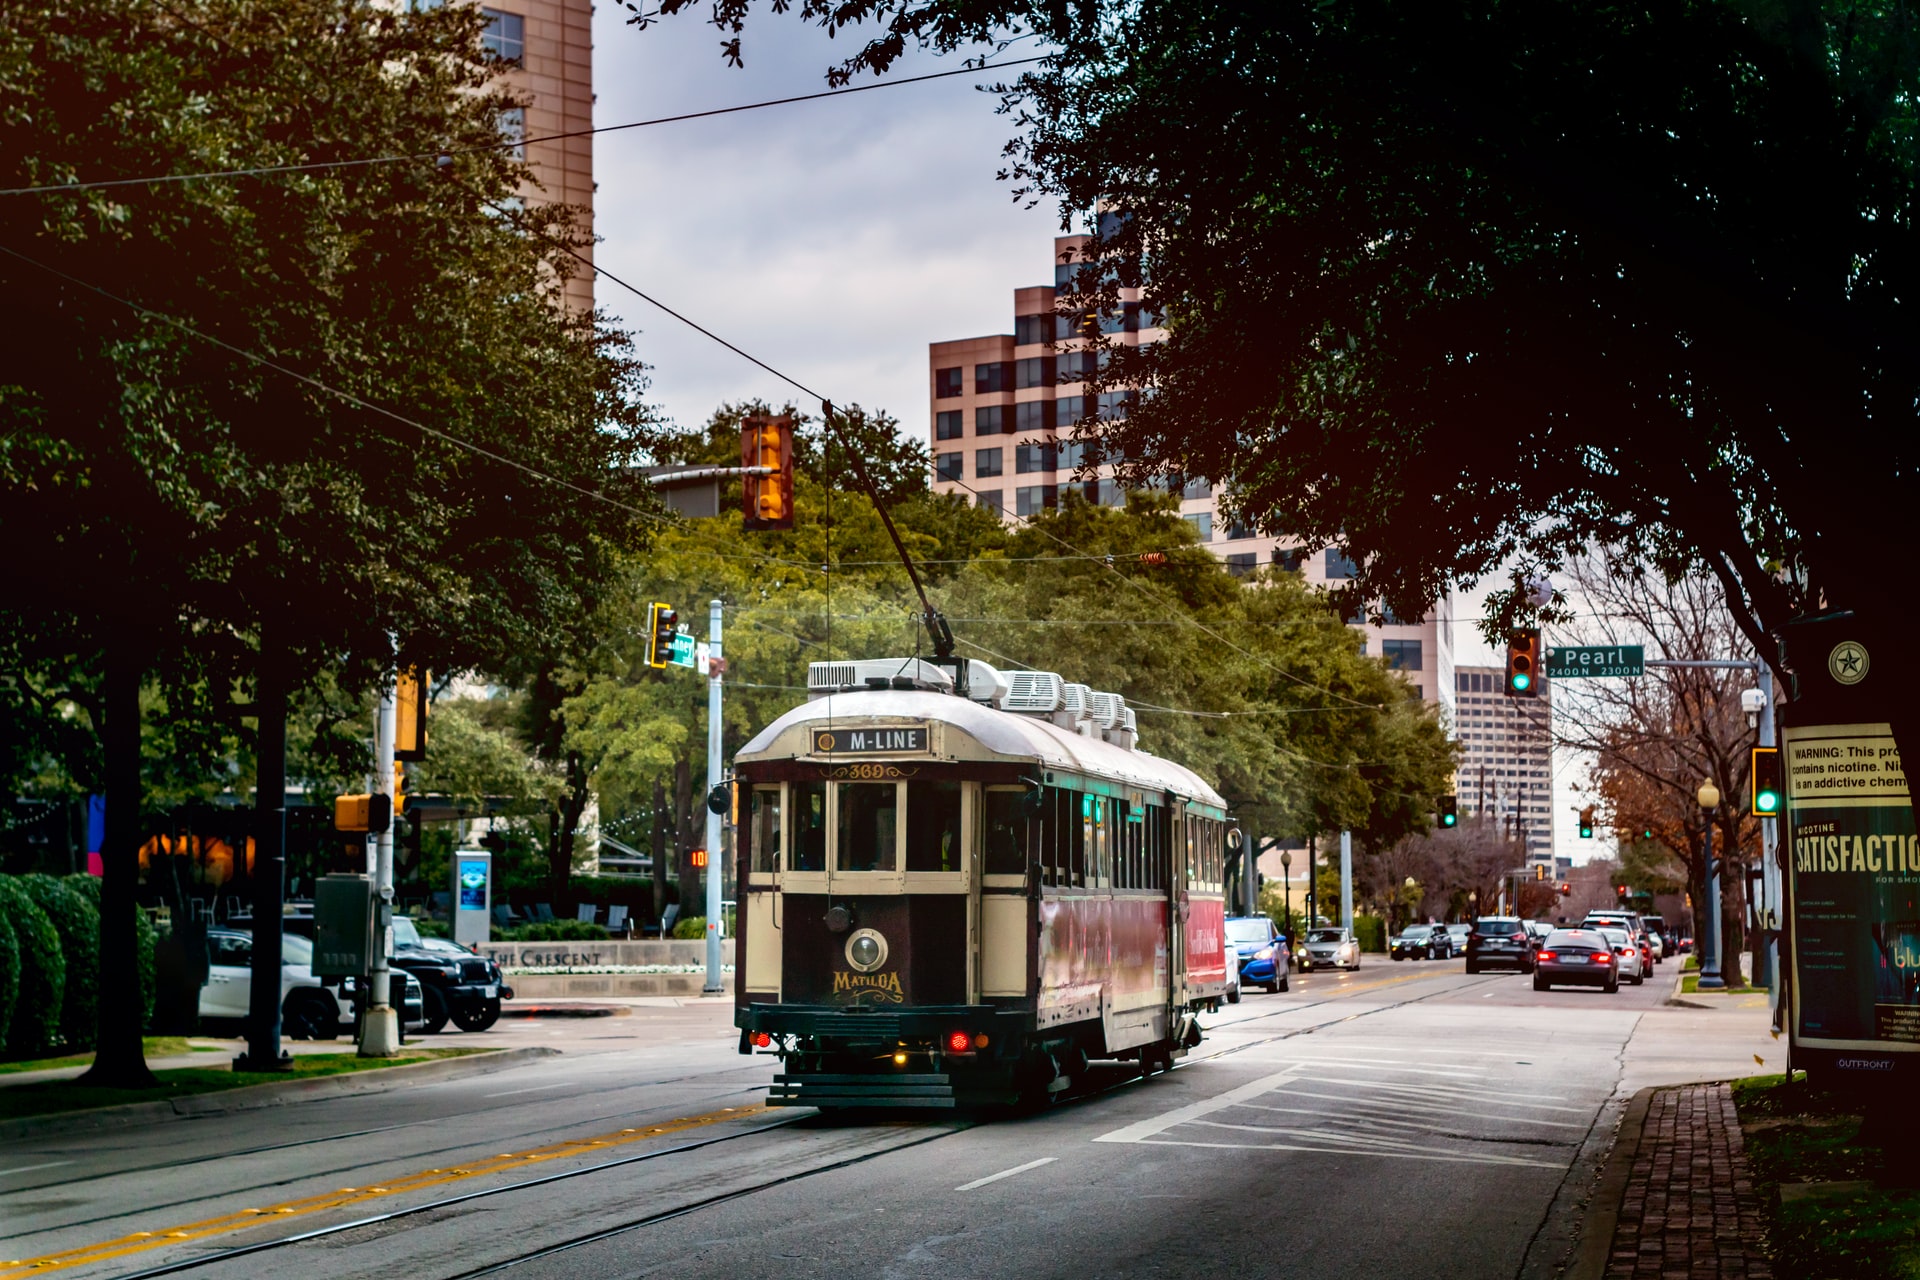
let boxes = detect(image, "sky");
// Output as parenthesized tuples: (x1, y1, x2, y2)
(585, 13, 1612, 867)
(588, 10, 1058, 437)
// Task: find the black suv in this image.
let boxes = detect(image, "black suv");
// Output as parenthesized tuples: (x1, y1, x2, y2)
(1465, 916, 1537, 973)
(390, 916, 511, 1033)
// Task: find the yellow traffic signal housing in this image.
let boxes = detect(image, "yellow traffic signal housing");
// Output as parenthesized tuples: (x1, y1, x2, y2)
(741, 413, 795, 531)
(394, 666, 429, 761)
(334, 793, 392, 834)
(1534, 863, 1547, 881)
(1505, 627, 1541, 696)
(647, 602, 678, 669)
(1751, 747, 1783, 815)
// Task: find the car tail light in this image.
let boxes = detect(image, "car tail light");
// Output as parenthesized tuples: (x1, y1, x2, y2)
(946, 1030, 972, 1054)
(1511, 931, 1527, 941)
(1536, 951, 1556, 963)
(1591, 953, 1612, 964)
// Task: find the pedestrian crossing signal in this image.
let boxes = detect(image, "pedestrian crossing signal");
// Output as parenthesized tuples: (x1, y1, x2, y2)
(1751, 747, 1783, 815)
(1438, 795, 1458, 828)
(1505, 627, 1540, 697)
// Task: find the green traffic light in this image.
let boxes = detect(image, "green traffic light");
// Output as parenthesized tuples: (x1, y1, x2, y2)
(1511, 672, 1531, 691)
(1441, 813, 1457, 827)
(1756, 791, 1780, 814)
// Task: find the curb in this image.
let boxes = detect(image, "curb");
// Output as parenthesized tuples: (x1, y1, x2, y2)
(500, 1004, 629, 1019)
(1664, 960, 1700, 1007)
(1566, 1084, 1659, 1280)
(0, 1045, 560, 1145)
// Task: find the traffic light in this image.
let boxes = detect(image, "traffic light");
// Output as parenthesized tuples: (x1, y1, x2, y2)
(394, 666, 429, 762)
(1438, 795, 1458, 828)
(647, 602, 678, 669)
(1534, 863, 1547, 881)
(1578, 805, 1595, 839)
(334, 793, 392, 834)
(1504, 627, 1541, 696)
(1751, 747, 1783, 816)
(741, 413, 794, 531)
(1616, 884, 1630, 903)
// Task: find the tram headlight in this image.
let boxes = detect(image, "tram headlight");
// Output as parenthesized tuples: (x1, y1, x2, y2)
(846, 928, 888, 972)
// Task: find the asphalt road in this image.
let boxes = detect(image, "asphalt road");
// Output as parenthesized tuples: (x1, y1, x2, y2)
(0, 957, 1775, 1280)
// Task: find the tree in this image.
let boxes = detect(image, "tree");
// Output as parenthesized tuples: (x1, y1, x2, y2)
(1, 0, 660, 1083)
(640, 0, 1920, 804)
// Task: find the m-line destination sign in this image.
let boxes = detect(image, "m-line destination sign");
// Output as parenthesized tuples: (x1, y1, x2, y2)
(811, 725, 929, 755)
(1546, 644, 1645, 678)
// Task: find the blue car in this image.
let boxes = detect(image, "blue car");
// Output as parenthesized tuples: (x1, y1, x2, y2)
(1225, 916, 1291, 993)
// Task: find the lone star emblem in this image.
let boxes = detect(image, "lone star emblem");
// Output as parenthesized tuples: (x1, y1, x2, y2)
(1828, 641, 1870, 686)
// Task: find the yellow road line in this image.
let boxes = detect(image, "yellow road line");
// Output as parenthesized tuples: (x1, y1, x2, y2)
(1289, 967, 1458, 999)
(0, 1103, 766, 1278)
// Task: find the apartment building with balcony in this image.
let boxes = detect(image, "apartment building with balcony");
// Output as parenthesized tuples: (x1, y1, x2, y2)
(929, 233, 1453, 712)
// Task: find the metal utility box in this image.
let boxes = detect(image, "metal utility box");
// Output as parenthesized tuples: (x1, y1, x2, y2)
(313, 873, 374, 977)
(452, 848, 493, 947)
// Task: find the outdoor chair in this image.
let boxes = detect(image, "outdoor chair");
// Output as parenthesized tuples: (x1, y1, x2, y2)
(429, 891, 452, 920)
(643, 902, 679, 938)
(576, 903, 599, 924)
(492, 904, 519, 929)
(533, 903, 556, 923)
(607, 905, 630, 937)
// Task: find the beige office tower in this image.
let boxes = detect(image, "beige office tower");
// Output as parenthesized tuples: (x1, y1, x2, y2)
(928, 232, 1453, 714)
(475, 0, 595, 313)
(1451, 665, 1556, 866)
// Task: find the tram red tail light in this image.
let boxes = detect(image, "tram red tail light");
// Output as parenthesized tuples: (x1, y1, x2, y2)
(750, 1031, 772, 1048)
(946, 1030, 973, 1054)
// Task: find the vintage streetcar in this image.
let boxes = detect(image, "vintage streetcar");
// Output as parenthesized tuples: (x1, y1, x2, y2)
(732, 656, 1234, 1109)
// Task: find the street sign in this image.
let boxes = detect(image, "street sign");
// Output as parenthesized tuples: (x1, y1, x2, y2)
(668, 631, 697, 669)
(1545, 644, 1644, 678)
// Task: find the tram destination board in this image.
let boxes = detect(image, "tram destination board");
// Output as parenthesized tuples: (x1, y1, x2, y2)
(1546, 644, 1644, 678)
(811, 725, 929, 755)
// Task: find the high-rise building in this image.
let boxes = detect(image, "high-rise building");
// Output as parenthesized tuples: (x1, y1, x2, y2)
(1452, 665, 1555, 865)
(476, 0, 594, 312)
(928, 232, 1453, 712)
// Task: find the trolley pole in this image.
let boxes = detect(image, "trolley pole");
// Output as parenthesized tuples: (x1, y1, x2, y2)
(360, 665, 400, 1055)
(703, 599, 725, 995)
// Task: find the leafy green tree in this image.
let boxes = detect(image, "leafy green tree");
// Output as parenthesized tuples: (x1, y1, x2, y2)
(1, 0, 660, 1083)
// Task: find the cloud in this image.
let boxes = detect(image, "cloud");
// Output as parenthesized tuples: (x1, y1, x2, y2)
(589, 10, 1061, 434)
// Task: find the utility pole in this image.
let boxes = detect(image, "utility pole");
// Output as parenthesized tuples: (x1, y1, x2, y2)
(703, 599, 725, 995)
(1338, 830, 1353, 936)
(360, 667, 400, 1055)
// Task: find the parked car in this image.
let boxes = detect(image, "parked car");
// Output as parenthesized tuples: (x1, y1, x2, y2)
(1224, 915, 1290, 992)
(391, 917, 511, 1033)
(201, 928, 424, 1038)
(1532, 928, 1621, 993)
(1390, 924, 1440, 961)
(1300, 927, 1361, 972)
(1596, 927, 1647, 985)
(1465, 917, 1536, 973)
(1223, 944, 1242, 1005)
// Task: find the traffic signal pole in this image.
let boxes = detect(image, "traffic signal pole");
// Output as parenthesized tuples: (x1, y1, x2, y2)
(703, 599, 725, 995)
(360, 669, 400, 1056)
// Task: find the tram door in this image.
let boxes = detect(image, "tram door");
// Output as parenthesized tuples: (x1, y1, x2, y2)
(1167, 800, 1190, 1020)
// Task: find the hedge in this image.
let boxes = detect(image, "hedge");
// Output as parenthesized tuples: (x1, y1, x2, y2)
(62, 874, 156, 1031)
(1355, 913, 1387, 954)
(497, 920, 609, 942)
(21, 873, 99, 1051)
(671, 914, 707, 941)
(0, 876, 66, 1058)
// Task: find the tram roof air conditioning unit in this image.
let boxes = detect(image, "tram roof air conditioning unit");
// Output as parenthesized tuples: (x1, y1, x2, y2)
(807, 658, 954, 699)
(965, 660, 1011, 709)
(1003, 670, 1066, 714)
(1085, 691, 1125, 730)
(1105, 706, 1138, 751)
(1058, 683, 1097, 734)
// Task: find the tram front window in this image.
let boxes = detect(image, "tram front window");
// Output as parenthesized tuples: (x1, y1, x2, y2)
(906, 780, 962, 872)
(793, 781, 826, 871)
(750, 787, 782, 873)
(982, 790, 1027, 876)
(836, 782, 898, 872)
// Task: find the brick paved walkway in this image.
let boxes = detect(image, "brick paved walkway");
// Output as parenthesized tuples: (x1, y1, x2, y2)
(1605, 1083, 1772, 1280)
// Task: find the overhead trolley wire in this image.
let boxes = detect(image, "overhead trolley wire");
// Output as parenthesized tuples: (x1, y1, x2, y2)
(0, 56, 1049, 198)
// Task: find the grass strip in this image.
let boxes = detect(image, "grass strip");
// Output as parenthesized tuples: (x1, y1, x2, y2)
(1680, 972, 1752, 994)
(0, 1047, 486, 1120)
(0, 1037, 224, 1074)
(1733, 1072, 1920, 1280)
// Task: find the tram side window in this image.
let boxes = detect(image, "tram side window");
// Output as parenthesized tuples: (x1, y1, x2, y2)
(750, 786, 782, 873)
(836, 782, 898, 872)
(792, 781, 826, 871)
(906, 780, 963, 872)
(1147, 805, 1167, 891)
(982, 789, 1028, 876)
(1068, 789, 1086, 886)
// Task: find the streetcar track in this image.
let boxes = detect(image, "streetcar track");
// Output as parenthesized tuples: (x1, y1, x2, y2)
(13, 969, 1498, 1278)
(0, 1057, 778, 1201)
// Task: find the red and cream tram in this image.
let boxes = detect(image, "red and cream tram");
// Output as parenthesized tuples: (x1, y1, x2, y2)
(732, 657, 1234, 1109)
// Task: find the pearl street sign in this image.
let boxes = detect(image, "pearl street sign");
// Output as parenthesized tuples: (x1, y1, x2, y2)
(1545, 644, 1645, 678)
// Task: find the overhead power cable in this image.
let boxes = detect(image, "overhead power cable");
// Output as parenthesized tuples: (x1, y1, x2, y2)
(0, 56, 1047, 198)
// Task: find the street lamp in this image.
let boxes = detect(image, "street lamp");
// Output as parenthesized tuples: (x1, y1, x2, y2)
(1698, 780, 1725, 990)
(1280, 851, 1293, 937)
